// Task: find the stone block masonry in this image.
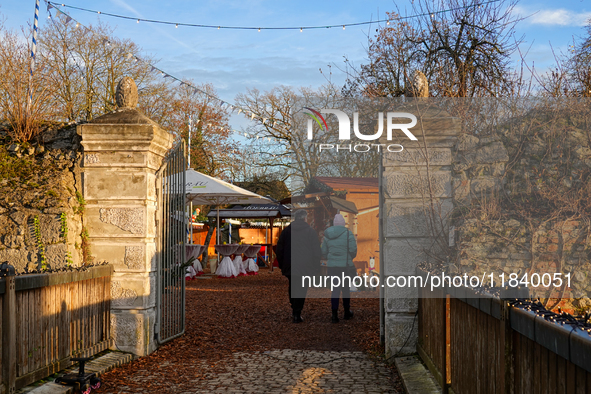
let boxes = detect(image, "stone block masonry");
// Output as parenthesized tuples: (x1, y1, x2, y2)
(78, 78, 174, 356)
(380, 103, 459, 357)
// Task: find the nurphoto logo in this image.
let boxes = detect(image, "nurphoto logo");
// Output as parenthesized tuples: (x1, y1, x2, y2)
(304, 107, 418, 153)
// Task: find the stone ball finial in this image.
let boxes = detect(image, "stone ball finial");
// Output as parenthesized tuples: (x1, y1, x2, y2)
(407, 70, 429, 98)
(115, 77, 138, 108)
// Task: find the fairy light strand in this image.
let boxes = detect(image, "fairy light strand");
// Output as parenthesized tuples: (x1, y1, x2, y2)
(43, 0, 502, 141)
(44, 1, 293, 142)
(47, 0, 502, 31)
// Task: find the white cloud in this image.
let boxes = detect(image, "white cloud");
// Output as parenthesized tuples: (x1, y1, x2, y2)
(515, 6, 591, 26)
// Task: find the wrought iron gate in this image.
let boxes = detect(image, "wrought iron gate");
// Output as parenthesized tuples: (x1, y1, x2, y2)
(155, 140, 186, 344)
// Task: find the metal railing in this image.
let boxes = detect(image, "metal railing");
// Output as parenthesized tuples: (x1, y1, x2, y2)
(155, 140, 186, 344)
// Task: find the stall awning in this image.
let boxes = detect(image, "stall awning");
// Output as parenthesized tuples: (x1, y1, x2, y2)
(330, 196, 358, 214)
(206, 204, 291, 219)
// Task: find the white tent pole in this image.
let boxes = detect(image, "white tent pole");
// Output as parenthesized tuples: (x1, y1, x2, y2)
(190, 200, 193, 244)
(188, 116, 192, 169)
(216, 205, 220, 264)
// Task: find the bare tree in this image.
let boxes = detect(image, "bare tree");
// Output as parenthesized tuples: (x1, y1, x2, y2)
(235, 84, 382, 192)
(0, 25, 56, 142)
(0, 14, 239, 183)
(345, 0, 524, 98)
(537, 20, 591, 97)
(39, 16, 158, 121)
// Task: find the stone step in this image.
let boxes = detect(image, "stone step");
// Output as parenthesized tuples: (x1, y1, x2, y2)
(395, 355, 440, 394)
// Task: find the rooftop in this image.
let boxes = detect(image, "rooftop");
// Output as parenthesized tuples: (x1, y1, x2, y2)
(314, 177, 378, 192)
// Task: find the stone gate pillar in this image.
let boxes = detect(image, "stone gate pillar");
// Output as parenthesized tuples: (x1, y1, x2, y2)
(78, 77, 173, 356)
(381, 102, 459, 355)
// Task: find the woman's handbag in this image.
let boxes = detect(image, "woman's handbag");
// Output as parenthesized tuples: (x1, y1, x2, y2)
(344, 229, 357, 278)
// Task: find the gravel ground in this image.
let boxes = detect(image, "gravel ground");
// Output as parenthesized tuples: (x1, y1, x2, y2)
(96, 269, 402, 393)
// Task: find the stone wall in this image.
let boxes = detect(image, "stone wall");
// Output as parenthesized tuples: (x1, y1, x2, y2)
(452, 106, 591, 313)
(457, 218, 591, 311)
(452, 133, 508, 204)
(381, 99, 591, 356)
(0, 124, 86, 273)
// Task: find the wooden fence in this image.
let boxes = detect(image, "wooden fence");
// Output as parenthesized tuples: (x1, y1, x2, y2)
(1, 265, 112, 393)
(417, 272, 591, 394)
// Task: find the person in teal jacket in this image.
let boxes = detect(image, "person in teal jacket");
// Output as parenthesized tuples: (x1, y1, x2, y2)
(321, 213, 357, 323)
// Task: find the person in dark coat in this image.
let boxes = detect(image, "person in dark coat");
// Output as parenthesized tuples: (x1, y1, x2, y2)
(276, 209, 321, 323)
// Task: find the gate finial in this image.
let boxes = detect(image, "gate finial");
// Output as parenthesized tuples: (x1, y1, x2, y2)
(116, 77, 138, 108)
(407, 70, 429, 97)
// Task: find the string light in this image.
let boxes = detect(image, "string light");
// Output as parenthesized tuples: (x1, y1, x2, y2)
(46, 1, 487, 144)
(175, 23, 178, 28)
(47, 0, 503, 32)
(45, 5, 290, 144)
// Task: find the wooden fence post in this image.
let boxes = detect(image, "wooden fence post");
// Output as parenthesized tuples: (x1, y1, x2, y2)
(499, 300, 515, 394)
(1, 263, 16, 394)
(441, 294, 451, 394)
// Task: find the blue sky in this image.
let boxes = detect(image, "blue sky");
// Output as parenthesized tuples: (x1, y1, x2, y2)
(1, 0, 590, 131)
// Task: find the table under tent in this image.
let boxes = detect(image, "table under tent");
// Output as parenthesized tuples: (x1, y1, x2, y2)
(182, 169, 272, 278)
(207, 203, 292, 272)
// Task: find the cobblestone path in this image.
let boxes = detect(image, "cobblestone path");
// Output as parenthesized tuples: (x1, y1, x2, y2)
(189, 350, 397, 394)
(98, 271, 402, 393)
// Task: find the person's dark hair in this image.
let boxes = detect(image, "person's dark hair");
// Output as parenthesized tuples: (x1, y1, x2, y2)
(294, 209, 308, 221)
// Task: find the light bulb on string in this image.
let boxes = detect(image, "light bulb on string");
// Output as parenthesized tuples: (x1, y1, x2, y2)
(45, 2, 500, 35)
(175, 24, 178, 28)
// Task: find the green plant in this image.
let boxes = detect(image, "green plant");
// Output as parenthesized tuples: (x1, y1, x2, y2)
(74, 191, 86, 215)
(60, 212, 68, 240)
(0, 146, 35, 181)
(65, 251, 73, 267)
(81, 227, 92, 265)
(46, 190, 58, 198)
(60, 212, 74, 267)
(33, 216, 47, 271)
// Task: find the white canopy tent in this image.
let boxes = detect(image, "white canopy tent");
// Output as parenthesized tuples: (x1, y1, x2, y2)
(184, 169, 273, 254)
